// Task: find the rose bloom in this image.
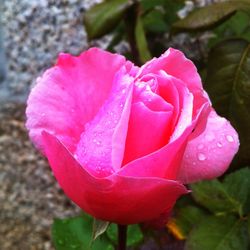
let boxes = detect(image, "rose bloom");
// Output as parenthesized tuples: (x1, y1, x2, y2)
(26, 48, 239, 225)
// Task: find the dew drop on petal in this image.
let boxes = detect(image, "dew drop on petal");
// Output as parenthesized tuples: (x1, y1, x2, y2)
(226, 135, 234, 142)
(205, 133, 215, 142)
(197, 153, 206, 161)
(217, 142, 223, 148)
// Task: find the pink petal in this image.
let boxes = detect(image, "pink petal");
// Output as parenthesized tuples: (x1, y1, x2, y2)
(42, 132, 188, 224)
(156, 74, 180, 126)
(119, 103, 210, 179)
(122, 102, 173, 165)
(26, 48, 131, 152)
(138, 48, 202, 92)
(178, 110, 240, 183)
(75, 68, 134, 177)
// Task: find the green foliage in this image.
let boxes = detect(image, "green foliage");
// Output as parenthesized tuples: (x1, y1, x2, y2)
(106, 223, 143, 246)
(223, 168, 250, 215)
(208, 11, 250, 47)
(143, 9, 168, 34)
(191, 179, 240, 215)
(83, 0, 133, 39)
(173, 168, 250, 249)
(92, 219, 110, 242)
(135, 15, 152, 63)
(248, 217, 250, 238)
(174, 205, 207, 237)
(52, 214, 112, 250)
(191, 168, 250, 216)
(83, 0, 184, 64)
(186, 215, 249, 250)
(52, 214, 144, 250)
(172, 1, 250, 33)
(205, 39, 250, 166)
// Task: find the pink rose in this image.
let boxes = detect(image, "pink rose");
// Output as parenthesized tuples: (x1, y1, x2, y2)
(26, 48, 239, 224)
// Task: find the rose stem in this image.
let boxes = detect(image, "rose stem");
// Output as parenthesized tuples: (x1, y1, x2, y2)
(117, 224, 127, 250)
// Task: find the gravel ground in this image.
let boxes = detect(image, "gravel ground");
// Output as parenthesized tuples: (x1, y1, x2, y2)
(0, 102, 80, 250)
(1, 0, 102, 102)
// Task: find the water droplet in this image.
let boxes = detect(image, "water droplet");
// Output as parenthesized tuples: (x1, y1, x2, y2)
(96, 166, 102, 173)
(217, 142, 223, 148)
(197, 144, 204, 150)
(205, 133, 215, 142)
(192, 161, 197, 166)
(197, 153, 206, 161)
(120, 103, 124, 108)
(226, 135, 234, 142)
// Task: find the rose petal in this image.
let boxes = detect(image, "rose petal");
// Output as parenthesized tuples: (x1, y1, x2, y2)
(119, 103, 210, 179)
(138, 48, 202, 92)
(26, 48, 130, 152)
(156, 74, 180, 126)
(178, 110, 239, 183)
(42, 132, 188, 224)
(123, 102, 173, 165)
(75, 68, 134, 177)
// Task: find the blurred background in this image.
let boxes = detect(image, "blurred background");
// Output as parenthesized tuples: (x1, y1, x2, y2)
(1, 0, 250, 249)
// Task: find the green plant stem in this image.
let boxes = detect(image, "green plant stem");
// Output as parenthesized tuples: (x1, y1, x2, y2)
(117, 224, 127, 250)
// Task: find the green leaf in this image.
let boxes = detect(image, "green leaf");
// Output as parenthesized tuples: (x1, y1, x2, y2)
(205, 39, 250, 166)
(223, 168, 250, 215)
(174, 205, 207, 237)
(191, 180, 239, 214)
(84, 0, 133, 39)
(106, 224, 143, 246)
(92, 219, 110, 242)
(248, 216, 250, 238)
(208, 11, 250, 48)
(140, 0, 166, 12)
(135, 15, 152, 63)
(191, 168, 250, 216)
(143, 9, 168, 34)
(172, 1, 250, 32)
(52, 215, 112, 250)
(186, 215, 249, 250)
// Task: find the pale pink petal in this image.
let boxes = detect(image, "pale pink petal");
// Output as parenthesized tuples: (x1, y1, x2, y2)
(122, 102, 173, 165)
(26, 48, 132, 152)
(42, 132, 188, 224)
(178, 110, 240, 183)
(75, 68, 134, 177)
